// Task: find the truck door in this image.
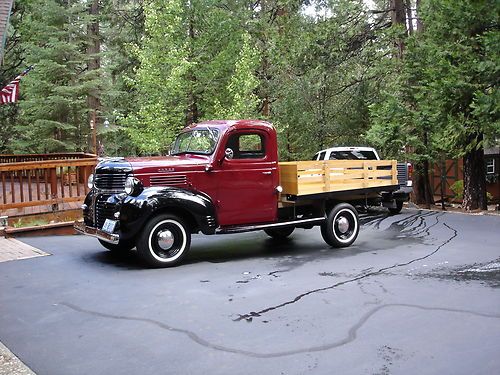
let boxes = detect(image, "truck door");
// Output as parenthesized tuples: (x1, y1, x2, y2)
(215, 130, 278, 226)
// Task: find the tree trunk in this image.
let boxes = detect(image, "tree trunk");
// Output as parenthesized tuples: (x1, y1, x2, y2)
(405, 0, 413, 35)
(186, 10, 198, 126)
(463, 133, 487, 210)
(415, 0, 423, 32)
(87, 0, 100, 147)
(390, 0, 406, 58)
(422, 158, 434, 206)
(413, 160, 434, 208)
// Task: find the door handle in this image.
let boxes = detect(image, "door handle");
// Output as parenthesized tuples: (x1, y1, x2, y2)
(262, 171, 272, 175)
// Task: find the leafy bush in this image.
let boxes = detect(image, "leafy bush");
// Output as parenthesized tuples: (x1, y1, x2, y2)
(450, 180, 464, 200)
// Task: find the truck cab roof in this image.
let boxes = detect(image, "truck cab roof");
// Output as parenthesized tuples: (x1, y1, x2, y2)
(185, 119, 275, 134)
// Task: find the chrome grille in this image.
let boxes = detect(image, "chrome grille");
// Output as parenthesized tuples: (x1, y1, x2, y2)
(94, 194, 115, 229)
(95, 172, 128, 191)
(397, 163, 408, 187)
(205, 216, 216, 227)
(150, 174, 188, 187)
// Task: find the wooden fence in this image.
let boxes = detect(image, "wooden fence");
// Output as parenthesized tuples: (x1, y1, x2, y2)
(0, 153, 97, 214)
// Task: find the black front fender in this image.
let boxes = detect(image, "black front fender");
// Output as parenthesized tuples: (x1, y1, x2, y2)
(119, 187, 217, 239)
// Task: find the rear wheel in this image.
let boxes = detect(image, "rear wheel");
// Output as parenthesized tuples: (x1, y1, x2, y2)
(321, 203, 359, 247)
(264, 227, 294, 240)
(136, 214, 191, 267)
(98, 239, 135, 253)
(388, 200, 404, 215)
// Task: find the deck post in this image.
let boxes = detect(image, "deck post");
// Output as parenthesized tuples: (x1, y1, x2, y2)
(50, 167, 58, 211)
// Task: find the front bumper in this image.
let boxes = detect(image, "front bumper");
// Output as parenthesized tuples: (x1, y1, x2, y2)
(74, 221, 119, 244)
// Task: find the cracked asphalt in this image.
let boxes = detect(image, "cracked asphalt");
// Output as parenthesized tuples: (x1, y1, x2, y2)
(1, 208, 499, 374)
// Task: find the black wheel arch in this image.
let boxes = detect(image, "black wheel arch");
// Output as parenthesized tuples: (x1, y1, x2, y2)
(119, 186, 218, 240)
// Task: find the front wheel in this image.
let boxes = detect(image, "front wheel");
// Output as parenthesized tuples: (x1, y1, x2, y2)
(321, 203, 359, 247)
(136, 214, 191, 267)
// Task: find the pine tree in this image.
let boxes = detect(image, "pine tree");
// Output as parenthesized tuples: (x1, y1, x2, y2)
(11, 0, 96, 153)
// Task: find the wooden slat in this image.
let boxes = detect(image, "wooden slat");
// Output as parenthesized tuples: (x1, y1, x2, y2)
(60, 167, 65, 198)
(10, 174, 15, 203)
(0, 196, 85, 210)
(19, 174, 24, 202)
(76, 166, 81, 196)
(0, 158, 97, 172)
(391, 160, 398, 184)
(27, 172, 32, 201)
(68, 168, 73, 197)
(44, 169, 49, 199)
(1, 172, 6, 204)
(35, 169, 41, 201)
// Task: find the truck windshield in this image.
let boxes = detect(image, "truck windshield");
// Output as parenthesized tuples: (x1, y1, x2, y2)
(171, 128, 219, 155)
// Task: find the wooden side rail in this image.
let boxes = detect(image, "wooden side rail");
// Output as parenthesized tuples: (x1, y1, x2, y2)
(279, 160, 398, 196)
(0, 157, 97, 211)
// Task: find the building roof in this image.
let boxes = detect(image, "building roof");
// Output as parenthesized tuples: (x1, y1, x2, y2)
(485, 147, 500, 156)
(0, 0, 15, 64)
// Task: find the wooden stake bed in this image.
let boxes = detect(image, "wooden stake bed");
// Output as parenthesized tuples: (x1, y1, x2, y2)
(278, 160, 398, 196)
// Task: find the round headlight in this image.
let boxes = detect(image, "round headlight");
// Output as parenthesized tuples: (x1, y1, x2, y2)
(87, 174, 94, 189)
(124, 176, 135, 195)
(125, 176, 142, 196)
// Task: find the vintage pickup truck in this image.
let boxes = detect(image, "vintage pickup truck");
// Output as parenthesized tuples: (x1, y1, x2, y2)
(75, 120, 402, 267)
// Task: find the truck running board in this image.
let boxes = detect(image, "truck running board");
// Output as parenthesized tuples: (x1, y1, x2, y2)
(217, 217, 326, 235)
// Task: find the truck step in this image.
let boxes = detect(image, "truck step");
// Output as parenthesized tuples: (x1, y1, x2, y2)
(217, 217, 325, 234)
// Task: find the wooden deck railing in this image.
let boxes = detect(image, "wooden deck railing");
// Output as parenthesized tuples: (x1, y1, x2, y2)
(0, 154, 97, 212)
(0, 153, 96, 164)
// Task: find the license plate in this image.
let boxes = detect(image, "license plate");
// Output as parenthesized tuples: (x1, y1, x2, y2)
(102, 219, 117, 234)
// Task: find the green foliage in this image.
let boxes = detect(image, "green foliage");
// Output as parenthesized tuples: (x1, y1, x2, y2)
(272, 0, 384, 160)
(369, 0, 499, 209)
(9, 0, 95, 153)
(0, 0, 497, 182)
(0, 0, 32, 152)
(212, 32, 259, 119)
(125, 0, 190, 154)
(450, 180, 464, 200)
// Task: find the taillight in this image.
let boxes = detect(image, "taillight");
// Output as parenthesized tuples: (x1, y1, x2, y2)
(407, 162, 413, 179)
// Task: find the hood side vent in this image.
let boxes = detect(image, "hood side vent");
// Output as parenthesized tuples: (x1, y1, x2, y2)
(150, 174, 188, 187)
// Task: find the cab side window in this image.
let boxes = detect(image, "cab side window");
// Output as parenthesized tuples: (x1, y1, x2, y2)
(226, 133, 265, 159)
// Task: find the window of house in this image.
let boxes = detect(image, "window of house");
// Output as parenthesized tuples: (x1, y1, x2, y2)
(486, 159, 495, 174)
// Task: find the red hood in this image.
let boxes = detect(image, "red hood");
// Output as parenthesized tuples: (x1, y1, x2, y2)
(124, 154, 210, 174)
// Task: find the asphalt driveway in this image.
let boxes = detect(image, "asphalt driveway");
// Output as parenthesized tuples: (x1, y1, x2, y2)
(1, 209, 499, 374)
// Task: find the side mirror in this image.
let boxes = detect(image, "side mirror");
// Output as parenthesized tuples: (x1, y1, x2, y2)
(224, 148, 234, 160)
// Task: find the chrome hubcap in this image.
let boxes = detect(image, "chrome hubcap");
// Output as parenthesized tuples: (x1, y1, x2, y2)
(336, 217, 350, 234)
(157, 230, 174, 250)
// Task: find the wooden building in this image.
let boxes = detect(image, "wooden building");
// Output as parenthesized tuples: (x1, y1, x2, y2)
(0, 0, 15, 63)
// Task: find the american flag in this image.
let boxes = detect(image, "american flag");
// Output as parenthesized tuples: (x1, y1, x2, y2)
(0, 66, 34, 105)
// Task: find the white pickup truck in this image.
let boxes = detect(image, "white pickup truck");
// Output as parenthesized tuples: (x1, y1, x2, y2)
(313, 146, 413, 214)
